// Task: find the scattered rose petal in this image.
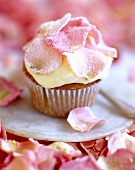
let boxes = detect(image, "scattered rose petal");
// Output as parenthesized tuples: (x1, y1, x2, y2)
(25, 37, 62, 74)
(97, 149, 135, 170)
(0, 138, 39, 154)
(50, 142, 81, 157)
(59, 154, 101, 170)
(107, 131, 126, 155)
(80, 139, 108, 159)
(64, 48, 106, 78)
(107, 131, 135, 156)
(37, 13, 71, 36)
(67, 107, 105, 132)
(5, 156, 36, 170)
(0, 77, 22, 106)
(0, 124, 7, 140)
(36, 145, 70, 169)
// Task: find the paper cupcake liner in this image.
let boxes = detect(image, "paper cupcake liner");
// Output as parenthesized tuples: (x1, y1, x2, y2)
(26, 76, 99, 117)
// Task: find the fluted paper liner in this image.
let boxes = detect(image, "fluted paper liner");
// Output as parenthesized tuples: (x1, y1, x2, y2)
(26, 77, 99, 117)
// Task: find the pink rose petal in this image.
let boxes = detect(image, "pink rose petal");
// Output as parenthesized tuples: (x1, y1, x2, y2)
(64, 16, 90, 27)
(60, 154, 101, 170)
(67, 107, 105, 132)
(46, 27, 89, 53)
(37, 13, 71, 36)
(107, 131, 135, 156)
(63, 16, 101, 46)
(0, 77, 22, 106)
(25, 37, 62, 74)
(97, 149, 135, 170)
(64, 48, 106, 78)
(0, 124, 7, 140)
(5, 156, 36, 170)
(89, 26, 102, 45)
(90, 45, 117, 58)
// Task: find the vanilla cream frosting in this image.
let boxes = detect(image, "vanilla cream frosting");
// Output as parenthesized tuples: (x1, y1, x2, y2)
(24, 13, 117, 88)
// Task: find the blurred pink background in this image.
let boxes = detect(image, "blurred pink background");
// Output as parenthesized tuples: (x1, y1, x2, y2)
(0, 0, 135, 69)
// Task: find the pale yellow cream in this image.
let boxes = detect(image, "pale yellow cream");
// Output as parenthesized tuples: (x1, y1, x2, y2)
(24, 55, 113, 88)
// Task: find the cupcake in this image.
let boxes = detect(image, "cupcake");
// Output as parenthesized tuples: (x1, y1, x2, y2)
(23, 13, 117, 117)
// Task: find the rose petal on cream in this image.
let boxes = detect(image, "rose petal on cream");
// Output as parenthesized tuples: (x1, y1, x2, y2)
(37, 13, 71, 36)
(90, 45, 117, 58)
(63, 16, 90, 28)
(46, 31, 70, 53)
(64, 48, 106, 78)
(85, 26, 102, 47)
(67, 107, 105, 132)
(25, 37, 62, 74)
(46, 27, 89, 53)
(90, 26, 102, 45)
(0, 77, 22, 106)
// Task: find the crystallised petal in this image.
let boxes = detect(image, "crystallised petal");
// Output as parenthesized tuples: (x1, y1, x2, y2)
(90, 26, 102, 44)
(86, 26, 102, 47)
(37, 13, 71, 36)
(24, 13, 117, 88)
(25, 37, 62, 74)
(64, 48, 106, 78)
(63, 16, 90, 27)
(67, 107, 105, 132)
(46, 27, 89, 53)
(0, 77, 22, 106)
(90, 45, 117, 58)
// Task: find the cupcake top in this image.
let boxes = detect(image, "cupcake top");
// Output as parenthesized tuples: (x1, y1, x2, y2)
(24, 13, 117, 88)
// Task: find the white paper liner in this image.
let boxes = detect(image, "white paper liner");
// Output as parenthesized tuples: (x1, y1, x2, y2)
(26, 76, 99, 117)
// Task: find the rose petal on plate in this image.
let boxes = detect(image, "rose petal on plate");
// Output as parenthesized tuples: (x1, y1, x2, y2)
(64, 48, 106, 78)
(46, 27, 89, 53)
(37, 13, 71, 36)
(0, 77, 22, 106)
(59, 154, 101, 170)
(25, 37, 62, 74)
(67, 107, 105, 132)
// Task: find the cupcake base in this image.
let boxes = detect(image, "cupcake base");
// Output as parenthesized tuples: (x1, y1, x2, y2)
(26, 76, 100, 117)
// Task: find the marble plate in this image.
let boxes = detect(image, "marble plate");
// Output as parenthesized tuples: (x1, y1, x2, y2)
(0, 72, 134, 142)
